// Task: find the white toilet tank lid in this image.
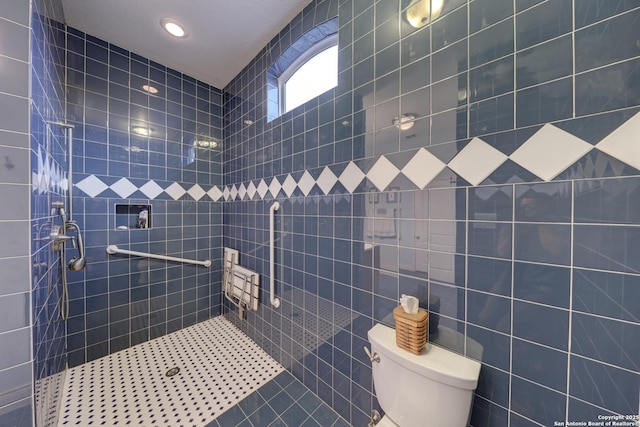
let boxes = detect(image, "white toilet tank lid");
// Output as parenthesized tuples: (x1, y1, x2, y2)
(368, 323, 481, 390)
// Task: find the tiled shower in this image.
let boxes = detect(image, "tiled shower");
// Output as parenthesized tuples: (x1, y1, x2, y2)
(0, 0, 638, 426)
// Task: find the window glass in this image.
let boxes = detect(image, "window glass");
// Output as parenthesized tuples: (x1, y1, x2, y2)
(267, 18, 339, 122)
(284, 44, 338, 113)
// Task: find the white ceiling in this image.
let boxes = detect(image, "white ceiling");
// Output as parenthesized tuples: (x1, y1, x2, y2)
(61, 0, 313, 89)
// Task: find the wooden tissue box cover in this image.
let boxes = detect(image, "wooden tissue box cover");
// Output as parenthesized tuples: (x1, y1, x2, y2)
(393, 306, 428, 354)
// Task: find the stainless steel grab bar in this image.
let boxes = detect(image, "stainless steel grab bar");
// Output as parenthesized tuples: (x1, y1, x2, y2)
(106, 245, 211, 267)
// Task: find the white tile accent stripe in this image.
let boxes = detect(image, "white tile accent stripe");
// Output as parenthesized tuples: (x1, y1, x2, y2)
(401, 147, 446, 189)
(110, 178, 137, 198)
(367, 155, 400, 191)
(57, 316, 283, 427)
(70, 113, 640, 201)
(510, 124, 593, 182)
(448, 137, 509, 186)
(595, 112, 640, 171)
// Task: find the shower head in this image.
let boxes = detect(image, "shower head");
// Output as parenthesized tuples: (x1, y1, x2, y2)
(68, 257, 86, 271)
(65, 221, 86, 271)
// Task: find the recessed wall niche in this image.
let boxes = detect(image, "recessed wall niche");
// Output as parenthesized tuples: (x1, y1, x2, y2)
(115, 204, 151, 229)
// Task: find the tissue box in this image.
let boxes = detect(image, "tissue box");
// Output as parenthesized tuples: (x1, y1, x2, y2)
(393, 306, 428, 354)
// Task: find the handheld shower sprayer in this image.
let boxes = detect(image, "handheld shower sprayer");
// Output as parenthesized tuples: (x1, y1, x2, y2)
(65, 221, 86, 271)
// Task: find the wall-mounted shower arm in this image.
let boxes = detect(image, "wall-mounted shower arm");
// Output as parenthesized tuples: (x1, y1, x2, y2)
(106, 245, 211, 267)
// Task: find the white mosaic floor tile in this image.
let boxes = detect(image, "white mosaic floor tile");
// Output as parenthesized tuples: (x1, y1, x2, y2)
(57, 316, 283, 427)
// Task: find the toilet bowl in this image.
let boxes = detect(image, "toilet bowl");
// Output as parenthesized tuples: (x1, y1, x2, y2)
(368, 323, 481, 427)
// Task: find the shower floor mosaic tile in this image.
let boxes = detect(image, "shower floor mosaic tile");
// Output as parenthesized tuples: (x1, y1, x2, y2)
(57, 316, 284, 426)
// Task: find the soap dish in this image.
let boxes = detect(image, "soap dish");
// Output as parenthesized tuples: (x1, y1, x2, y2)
(393, 305, 428, 354)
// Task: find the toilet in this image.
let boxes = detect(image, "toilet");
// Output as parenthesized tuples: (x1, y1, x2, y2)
(368, 323, 481, 427)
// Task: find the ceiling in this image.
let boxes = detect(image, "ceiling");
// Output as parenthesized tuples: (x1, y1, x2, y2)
(60, 0, 313, 89)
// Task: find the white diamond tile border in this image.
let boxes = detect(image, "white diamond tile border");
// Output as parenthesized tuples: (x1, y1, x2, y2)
(595, 112, 640, 171)
(208, 186, 223, 201)
(57, 316, 283, 427)
(111, 178, 138, 198)
(140, 180, 164, 199)
(510, 124, 593, 181)
(316, 166, 338, 195)
(282, 174, 297, 197)
(402, 148, 446, 189)
(448, 137, 508, 186)
(188, 184, 206, 201)
(62, 114, 640, 202)
(246, 181, 257, 200)
(298, 170, 316, 196)
(339, 161, 365, 193)
(256, 179, 269, 199)
(269, 177, 282, 198)
(367, 156, 400, 191)
(166, 182, 187, 200)
(75, 175, 109, 198)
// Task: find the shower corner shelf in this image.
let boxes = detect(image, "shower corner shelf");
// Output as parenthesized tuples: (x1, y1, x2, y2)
(223, 253, 259, 320)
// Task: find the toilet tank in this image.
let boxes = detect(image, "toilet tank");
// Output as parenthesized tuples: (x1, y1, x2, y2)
(368, 323, 481, 427)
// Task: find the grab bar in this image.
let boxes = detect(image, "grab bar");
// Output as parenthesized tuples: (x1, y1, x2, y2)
(269, 202, 280, 308)
(106, 245, 211, 267)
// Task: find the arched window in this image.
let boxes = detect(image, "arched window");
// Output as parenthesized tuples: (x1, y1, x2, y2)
(267, 18, 338, 121)
(281, 37, 338, 114)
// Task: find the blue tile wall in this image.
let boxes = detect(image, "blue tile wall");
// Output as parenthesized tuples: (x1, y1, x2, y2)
(59, 27, 224, 367)
(1, 0, 63, 425)
(28, 1, 76, 426)
(221, 0, 640, 426)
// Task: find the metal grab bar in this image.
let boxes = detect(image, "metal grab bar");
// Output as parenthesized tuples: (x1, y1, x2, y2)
(269, 202, 280, 308)
(106, 245, 211, 267)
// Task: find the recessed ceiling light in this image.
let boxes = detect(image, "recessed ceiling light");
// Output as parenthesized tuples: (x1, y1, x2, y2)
(161, 18, 187, 38)
(142, 84, 158, 94)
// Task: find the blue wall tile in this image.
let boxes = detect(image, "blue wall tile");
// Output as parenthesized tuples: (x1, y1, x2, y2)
(572, 312, 639, 371)
(514, 223, 571, 265)
(467, 291, 510, 334)
(510, 376, 566, 426)
(469, 56, 514, 103)
(515, 0, 572, 50)
(469, 0, 513, 34)
(513, 300, 568, 350)
(517, 35, 573, 89)
(466, 325, 510, 370)
(575, 10, 640, 73)
(572, 269, 640, 322)
(576, 58, 640, 116)
(469, 19, 513, 69)
(470, 396, 509, 427)
(513, 262, 570, 308)
(432, 6, 468, 51)
(575, 177, 640, 224)
(574, 224, 640, 273)
(575, 0, 640, 28)
(516, 77, 573, 127)
(512, 338, 567, 392)
(570, 355, 640, 416)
